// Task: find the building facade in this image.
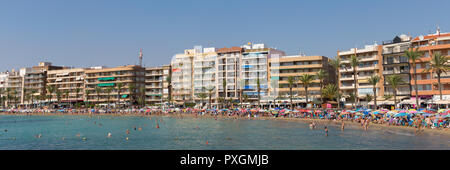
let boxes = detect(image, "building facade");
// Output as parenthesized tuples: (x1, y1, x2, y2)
(84, 65, 146, 106)
(47, 68, 86, 105)
(382, 35, 412, 102)
(269, 55, 335, 105)
(338, 43, 384, 106)
(410, 30, 450, 103)
(240, 43, 285, 104)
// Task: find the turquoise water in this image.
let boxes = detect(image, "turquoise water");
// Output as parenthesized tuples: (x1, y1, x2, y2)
(0, 115, 449, 150)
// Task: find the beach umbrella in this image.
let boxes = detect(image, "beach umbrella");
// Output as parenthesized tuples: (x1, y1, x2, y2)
(422, 113, 433, 117)
(315, 110, 322, 113)
(438, 109, 446, 113)
(394, 112, 409, 117)
(399, 110, 407, 113)
(409, 110, 418, 114)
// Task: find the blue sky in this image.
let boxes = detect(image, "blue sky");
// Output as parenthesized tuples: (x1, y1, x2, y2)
(1, 0, 449, 71)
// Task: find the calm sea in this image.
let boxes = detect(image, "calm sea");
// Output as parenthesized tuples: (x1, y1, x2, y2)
(0, 115, 449, 150)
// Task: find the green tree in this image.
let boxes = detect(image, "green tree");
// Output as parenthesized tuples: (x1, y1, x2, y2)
(330, 57, 342, 109)
(350, 55, 359, 107)
(368, 75, 380, 109)
(385, 75, 405, 107)
(287, 76, 295, 110)
(322, 84, 338, 101)
(46, 85, 55, 106)
(298, 74, 315, 106)
(316, 69, 328, 106)
(256, 78, 262, 108)
(30, 89, 37, 108)
(405, 47, 424, 108)
(423, 52, 450, 100)
(197, 89, 207, 108)
(85, 89, 91, 108)
(94, 86, 102, 105)
(116, 83, 124, 107)
(207, 86, 215, 109)
(105, 86, 113, 108)
(128, 83, 136, 106)
(365, 94, 373, 103)
(222, 79, 227, 108)
(166, 75, 172, 106)
(56, 89, 62, 107)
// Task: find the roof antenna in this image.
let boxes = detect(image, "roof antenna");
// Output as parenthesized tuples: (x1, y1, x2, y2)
(139, 48, 143, 67)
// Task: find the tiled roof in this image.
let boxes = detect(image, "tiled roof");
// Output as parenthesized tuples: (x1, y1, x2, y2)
(217, 47, 243, 53)
(412, 33, 450, 41)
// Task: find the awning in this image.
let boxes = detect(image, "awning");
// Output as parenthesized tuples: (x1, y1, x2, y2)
(55, 78, 62, 82)
(98, 77, 115, 81)
(399, 99, 426, 105)
(56, 73, 69, 76)
(121, 95, 128, 98)
(358, 79, 369, 83)
(98, 83, 115, 87)
(426, 100, 450, 104)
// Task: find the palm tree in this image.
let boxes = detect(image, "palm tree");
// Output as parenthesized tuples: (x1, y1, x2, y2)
(5, 88, 11, 108)
(298, 74, 315, 107)
(207, 86, 214, 109)
(56, 89, 62, 107)
(166, 76, 172, 106)
(94, 86, 102, 105)
(270, 79, 279, 109)
(30, 89, 37, 108)
(287, 76, 295, 109)
(197, 88, 207, 108)
(85, 89, 91, 108)
(350, 55, 359, 107)
(256, 78, 261, 108)
(75, 87, 81, 101)
(139, 86, 146, 107)
(423, 52, 450, 100)
(64, 89, 69, 103)
(128, 83, 136, 106)
(405, 47, 424, 108)
(365, 94, 373, 103)
(322, 84, 338, 103)
(46, 85, 55, 106)
(116, 83, 124, 107)
(385, 74, 405, 108)
(330, 58, 342, 109)
(0, 88, 4, 108)
(368, 75, 380, 109)
(316, 69, 328, 106)
(105, 87, 113, 108)
(222, 79, 227, 108)
(239, 79, 245, 107)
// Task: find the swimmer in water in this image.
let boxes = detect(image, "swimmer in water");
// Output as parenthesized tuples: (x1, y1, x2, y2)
(36, 134, 42, 138)
(107, 132, 112, 138)
(341, 121, 345, 131)
(324, 126, 328, 136)
(126, 129, 130, 135)
(138, 127, 142, 131)
(4, 129, 7, 132)
(309, 122, 314, 129)
(76, 133, 81, 138)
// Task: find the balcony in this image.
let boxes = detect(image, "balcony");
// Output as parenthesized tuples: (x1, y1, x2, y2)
(340, 76, 354, 81)
(341, 85, 355, 89)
